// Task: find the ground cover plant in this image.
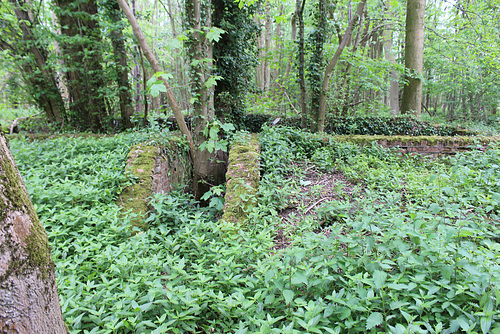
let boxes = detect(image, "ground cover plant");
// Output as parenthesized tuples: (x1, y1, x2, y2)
(9, 126, 500, 333)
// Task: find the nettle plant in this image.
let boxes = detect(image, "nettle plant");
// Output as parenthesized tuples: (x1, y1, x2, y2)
(9, 126, 500, 333)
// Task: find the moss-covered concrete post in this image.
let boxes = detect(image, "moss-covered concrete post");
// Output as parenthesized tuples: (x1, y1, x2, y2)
(221, 133, 260, 228)
(0, 130, 67, 333)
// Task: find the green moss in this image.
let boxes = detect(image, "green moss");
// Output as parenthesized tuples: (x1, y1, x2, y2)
(334, 135, 499, 146)
(221, 134, 260, 227)
(25, 219, 53, 280)
(1, 134, 53, 280)
(118, 145, 158, 230)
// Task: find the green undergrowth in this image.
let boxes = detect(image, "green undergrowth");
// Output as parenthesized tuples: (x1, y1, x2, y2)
(8, 126, 500, 333)
(257, 126, 500, 333)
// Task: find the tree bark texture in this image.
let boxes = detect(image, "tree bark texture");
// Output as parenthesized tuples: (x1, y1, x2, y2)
(0, 131, 67, 333)
(9, 0, 66, 124)
(185, 0, 224, 199)
(264, 4, 272, 93)
(105, 0, 135, 128)
(400, 0, 425, 118)
(317, 0, 366, 132)
(55, 0, 109, 132)
(297, 0, 307, 128)
(383, 21, 400, 115)
(309, 0, 326, 131)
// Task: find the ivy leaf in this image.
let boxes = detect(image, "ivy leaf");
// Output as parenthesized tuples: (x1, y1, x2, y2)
(204, 75, 223, 88)
(366, 312, 383, 330)
(149, 83, 167, 98)
(221, 123, 235, 132)
(205, 27, 225, 42)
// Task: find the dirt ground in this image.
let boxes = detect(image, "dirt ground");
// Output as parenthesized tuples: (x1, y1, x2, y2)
(273, 162, 361, 250)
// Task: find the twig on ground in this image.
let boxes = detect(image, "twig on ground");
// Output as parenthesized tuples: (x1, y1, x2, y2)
(304, 197, 331, 214)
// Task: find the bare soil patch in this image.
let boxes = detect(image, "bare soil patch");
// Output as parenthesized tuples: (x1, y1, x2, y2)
(273, 162, 361, 250)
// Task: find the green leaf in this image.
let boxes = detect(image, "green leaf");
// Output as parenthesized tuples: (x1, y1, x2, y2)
(149, 83, 167, 97)
(366, 312, 383, 330)
(283, 290, 294, 305)
(221, 123, 235, 132)
(205, 27, 225, 42)
(168, 38, 182, 50)
(340, 307, 351, 320)
(373, 270, 387, 289)
(204, 75, 223, 88)
(481, 317, 492, 334)
(294, 250, 306, 263)
(265, 269, 276, 283)
(291, 272, 308, 285)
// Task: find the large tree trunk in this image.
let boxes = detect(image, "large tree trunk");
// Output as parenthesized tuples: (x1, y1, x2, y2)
(56, 0, 108, 132)
(309, 0, 327, 132)
(400, 0, 425, 119)
(185, 0, 223, 199)
(0, 131, 67, 333)
(317, 0, 366, 132)
(10, 0, 65, 124)
(105, 0, 135, 129)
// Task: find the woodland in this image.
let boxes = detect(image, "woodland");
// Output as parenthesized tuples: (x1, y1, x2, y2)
(0, 0, 499, 332)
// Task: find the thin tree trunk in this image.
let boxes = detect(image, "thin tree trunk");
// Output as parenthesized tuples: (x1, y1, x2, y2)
(256, 17, 265, 91)
(317, 0, 367, 132)
(0, 131, 67, 334)
(264, 4, 272, 93)
(297, 0, 307, 128)
(131, 0, 143, 115)
(382, 0, 399, 115)
(117, 0, 195, 157)
(271, 3, 283, 93)
(278, 6, 297, 114)
(400, 0, 425, 118)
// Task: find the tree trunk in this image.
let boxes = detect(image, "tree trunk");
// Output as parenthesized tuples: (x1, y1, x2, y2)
(105, 0, 134, 128)
(0, 130, 67, 333)
(317, 0, 366, 132)
(383, 0, 399, 115)
(117, 0, 195, 155)
(297, 0, 307, 128)
(185, 0, 223, 198)
(400, 0, 425, 119)
(264, 4, 272, 94)
(10, 0, 65, 124)
(271, 3, 283, 94)
(256, 17, 265, 91)
(309, 0, 327, 131)
(56, 0, 108, 132)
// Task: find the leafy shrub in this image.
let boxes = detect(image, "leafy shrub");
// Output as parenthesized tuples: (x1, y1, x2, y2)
(240, 114, 476, 136)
